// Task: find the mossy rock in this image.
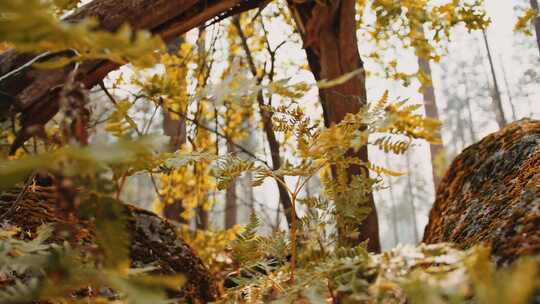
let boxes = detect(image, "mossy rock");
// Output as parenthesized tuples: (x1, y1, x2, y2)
(0, 186, 218, 303)
(423, 119, 540, 264)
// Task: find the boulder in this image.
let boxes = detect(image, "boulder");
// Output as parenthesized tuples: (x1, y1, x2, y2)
(0, 186, 218, 302)
(423, 119, 540, 264)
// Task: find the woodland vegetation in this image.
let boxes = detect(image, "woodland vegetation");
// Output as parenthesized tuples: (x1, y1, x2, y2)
(0, 0, 539, 303)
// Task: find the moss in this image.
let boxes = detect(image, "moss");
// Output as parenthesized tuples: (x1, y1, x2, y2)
(424, 119, 540, 264)
(0, 186, 218, 303)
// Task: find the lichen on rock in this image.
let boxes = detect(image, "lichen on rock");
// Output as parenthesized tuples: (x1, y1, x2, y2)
(423, 119, 540, 264)
(0, 186, 218, 303)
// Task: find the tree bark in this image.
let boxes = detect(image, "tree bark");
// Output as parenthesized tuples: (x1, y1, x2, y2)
(161, 37, 189, 223)
(417, 50, 444, 190)
(0, 0, 267, 153)
(196, 205, 209, 230)
(289, 0, 381, 252)
(162, 110, 189, 223)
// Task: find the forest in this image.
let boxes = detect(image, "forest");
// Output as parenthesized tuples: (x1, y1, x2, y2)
(0, 0, 539, 303)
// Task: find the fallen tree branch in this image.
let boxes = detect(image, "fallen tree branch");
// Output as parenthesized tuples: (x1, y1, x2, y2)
(0, 0, 268, 153)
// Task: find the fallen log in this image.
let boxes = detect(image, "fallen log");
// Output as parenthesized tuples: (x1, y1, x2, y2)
(0, 186, 218, 302)
(0, 0, 267, 153)
(423, 119, 540, 264)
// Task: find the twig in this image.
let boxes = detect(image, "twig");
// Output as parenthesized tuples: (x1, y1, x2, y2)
(166, 108, 271, 168)
(99, 81, 143, 136)
(0, 173, 36, 220)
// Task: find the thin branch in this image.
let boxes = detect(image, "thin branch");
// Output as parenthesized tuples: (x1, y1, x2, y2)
(166, 107, 270, 168)
(99, 81, 143, 136)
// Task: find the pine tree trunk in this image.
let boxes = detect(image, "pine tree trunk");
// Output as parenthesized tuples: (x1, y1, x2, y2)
(289, 0, 381, 252)
(416, 27, 444, 190)
(418, 56, 444, 190)
(482, 30, 507, 128)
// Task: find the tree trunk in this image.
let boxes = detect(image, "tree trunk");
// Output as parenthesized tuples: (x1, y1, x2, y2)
(530, 0, 540, 56)
(482, 30, 507, 129)
(417, 54, 444, 190)
(405, 153, 419, 244)
(196, 206, 209, 230)
(289, 0, 381, 252)
(225, 142, 237, 229)
(385, 154, 399, 247)
(462, 73, 477, 143)
(231, 16, 296, 227)
(0, 0, 267, 153)
(161, 108, 188, 223)
(161, 37, 189, 223)
(499, 56, 518, 121)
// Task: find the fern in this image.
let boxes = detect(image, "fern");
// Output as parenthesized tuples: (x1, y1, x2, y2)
(238, 212, 260, 242)
(373, 135, 411, 155)
(212, 155, 255, 190)
(0, 0, 164, 67)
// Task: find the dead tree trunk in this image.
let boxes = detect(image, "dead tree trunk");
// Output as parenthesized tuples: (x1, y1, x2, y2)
(289, 0, 381, 252)
(0, 0, 267, 153)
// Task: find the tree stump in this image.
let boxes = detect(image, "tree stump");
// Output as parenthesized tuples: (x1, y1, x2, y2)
(423, 119, 540, 264)
(0, 186, 218, 303)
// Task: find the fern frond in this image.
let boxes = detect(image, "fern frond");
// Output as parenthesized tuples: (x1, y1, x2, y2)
(212, 155, 255, 190)
(373, 136, 411, 154)
(367, 162, 404, 177)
